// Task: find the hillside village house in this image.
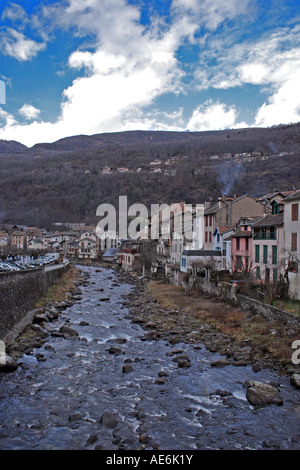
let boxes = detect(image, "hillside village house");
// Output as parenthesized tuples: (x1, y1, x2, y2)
(203, 195, 265, 250)
(213, 225, 235, 270)
(67, 240, 79, 258)
(97, 230, 120, 252)
(180, 249, 223, 275)
(0, 231, 9, 248)
(251, 201, 285, 284)
(78, 231, 98, 260)
(120, 239, 143, 271)
(283, 190, 300, 299)
(11, 231, 27, 249)
(27, 238, 44, 251)
(231, 219, 254, 273)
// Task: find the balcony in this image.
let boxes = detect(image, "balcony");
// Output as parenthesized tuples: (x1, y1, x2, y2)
(253, 233, 277, 240)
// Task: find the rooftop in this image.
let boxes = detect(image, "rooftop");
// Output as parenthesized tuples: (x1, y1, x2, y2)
(252, 213, 283, 228)
(282, 189, 300, 202)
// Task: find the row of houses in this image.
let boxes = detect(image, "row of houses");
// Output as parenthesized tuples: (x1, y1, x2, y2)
(0, 224, 120, 260)
(118, 190, 300, 300)
(1, 188, 299, 300)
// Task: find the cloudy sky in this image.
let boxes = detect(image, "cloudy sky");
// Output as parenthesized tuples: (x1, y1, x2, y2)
(0, 0, 299, 147)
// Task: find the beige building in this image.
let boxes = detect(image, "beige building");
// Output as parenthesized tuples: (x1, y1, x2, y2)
(283, 190, 300, 299)
(204, 195, 265, 250)
(251, 200, 285, 284)
(11, 231, 27, 249)
(120, 240, 142, 271)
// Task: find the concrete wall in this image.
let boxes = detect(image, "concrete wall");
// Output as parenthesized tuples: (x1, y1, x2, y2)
(0, 265, 68, 339)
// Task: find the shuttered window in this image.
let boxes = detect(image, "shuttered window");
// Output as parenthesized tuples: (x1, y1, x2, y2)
(291, 233, 297, 252)
(291, 203, 298, 221)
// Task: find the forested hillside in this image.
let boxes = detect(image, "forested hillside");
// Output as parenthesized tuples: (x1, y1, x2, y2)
(0, 124, 299, 228)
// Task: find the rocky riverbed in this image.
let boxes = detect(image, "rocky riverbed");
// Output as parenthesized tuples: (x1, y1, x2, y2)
(0, 265, 299, 450)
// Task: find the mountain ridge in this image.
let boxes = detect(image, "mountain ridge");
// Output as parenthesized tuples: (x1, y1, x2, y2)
(0, 124, 299, 228)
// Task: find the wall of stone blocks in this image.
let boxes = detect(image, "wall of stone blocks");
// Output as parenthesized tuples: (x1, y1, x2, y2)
(0, 266, 68, 339)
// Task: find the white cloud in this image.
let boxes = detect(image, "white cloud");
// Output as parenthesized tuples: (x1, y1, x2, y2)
(171, 0, 253, 31)
(0, 28, 45, 61)
(255, 70, 300, 126)
(187, 100, 247, 131)
(0, 107, 17, 127)
(1, 3, 27, 23)
(1, 0, 299, 147)
(0, 0, 185, 146)
(192, 20, 300, 127)
(18, 104, 41, 120)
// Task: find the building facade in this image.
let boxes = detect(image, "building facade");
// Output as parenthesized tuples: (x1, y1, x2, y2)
(283, 190, 300, 299)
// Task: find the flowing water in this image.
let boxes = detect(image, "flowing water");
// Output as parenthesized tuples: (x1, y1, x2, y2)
(0, 265, 299, 450)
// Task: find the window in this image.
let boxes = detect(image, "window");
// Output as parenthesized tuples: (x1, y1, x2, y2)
(209, 215, 212, 226)
(270, 227, 276, 240)
(256, 266, 261, 279)
(272, 202, 280, 215)
(181, 257, 186, 267)
(209, 232, 212, 243)
(291, 233, 297, 252)
(263, 245, 268, 264)
(255, 245, 260, 263)
(205, 232, 208, 242)
(235, 256, 242, 270)
(272, 245, 277, 265)
(273, 268, 278, 283)
(291, 203, 299, 221)
(245, 238, 249, 251)
(262, 227, 267, 239)
(236, 238, 240, 250)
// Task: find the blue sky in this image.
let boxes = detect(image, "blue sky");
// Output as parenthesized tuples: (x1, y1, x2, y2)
(0, 0, 299, 147)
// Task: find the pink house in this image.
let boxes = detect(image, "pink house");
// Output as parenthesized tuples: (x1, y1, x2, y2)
(231, 218, 254, 274)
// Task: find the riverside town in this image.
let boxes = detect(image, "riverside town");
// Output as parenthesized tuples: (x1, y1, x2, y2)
(0, 187, 300, 452)
(0, 0, 300, 455)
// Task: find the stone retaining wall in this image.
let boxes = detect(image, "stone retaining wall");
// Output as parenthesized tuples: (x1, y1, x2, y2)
(189, 276, 300, 328)
(0, 265, 68, 339)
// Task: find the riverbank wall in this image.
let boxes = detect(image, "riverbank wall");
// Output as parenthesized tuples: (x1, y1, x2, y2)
(187, 276, 300, 328)
(0, 264, 69, 339)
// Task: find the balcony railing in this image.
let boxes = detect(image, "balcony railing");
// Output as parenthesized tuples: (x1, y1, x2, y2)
(253, 233, 276, 240)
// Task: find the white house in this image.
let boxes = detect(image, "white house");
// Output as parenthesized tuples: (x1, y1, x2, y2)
(180, 249, 223, 274)
(78, 232, 98, 259)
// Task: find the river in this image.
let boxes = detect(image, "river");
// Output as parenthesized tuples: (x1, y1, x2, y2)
(0, 265, 299, 450)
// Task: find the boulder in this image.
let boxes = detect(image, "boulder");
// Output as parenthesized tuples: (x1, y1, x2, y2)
(177, 358, 191, 368)
(59, 325, 79, 338)
(290, 373, 300, 389)
(122, 364, 133, 373)
(0, 354, 18, 373)
(107, 347, 122, 355)
(211, 358, 230, 368)
(100, 412, 118, 428)
(244, 380, 283, 407)
(33, 313, 50, 324)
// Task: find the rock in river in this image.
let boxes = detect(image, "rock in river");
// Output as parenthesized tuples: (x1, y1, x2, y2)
(290, 373, 300, 389)
(100, 412, 118, 429)
(244, 380, 283, 407)
(59, 325, 79, 338)
(0, 354, 18, 373)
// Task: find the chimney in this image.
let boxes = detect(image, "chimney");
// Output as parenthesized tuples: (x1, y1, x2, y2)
(226, 201, 232, 227)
